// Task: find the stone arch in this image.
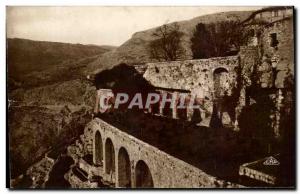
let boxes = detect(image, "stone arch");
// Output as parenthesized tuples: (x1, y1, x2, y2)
(105, 138, 115, 174)
(213, 67, 229, 76)
(135, 160, 154, 188)
(117, 147, 131, 187)
(94, 130, 103, 166)
(212, 66, 229, 73)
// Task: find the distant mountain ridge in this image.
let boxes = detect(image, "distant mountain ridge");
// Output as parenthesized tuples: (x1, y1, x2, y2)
(7, 38, 116, 90)
(7, 38, 116, 81)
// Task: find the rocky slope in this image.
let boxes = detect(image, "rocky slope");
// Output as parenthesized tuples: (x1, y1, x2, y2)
(8, 105, 91, 178)
(7, 39, 114, 181)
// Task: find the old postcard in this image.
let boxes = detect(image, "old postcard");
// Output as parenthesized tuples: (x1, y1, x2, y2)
(7, 6, 295, 189)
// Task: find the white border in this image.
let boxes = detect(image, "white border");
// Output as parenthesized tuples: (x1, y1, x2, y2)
(1, 0, 298, 193)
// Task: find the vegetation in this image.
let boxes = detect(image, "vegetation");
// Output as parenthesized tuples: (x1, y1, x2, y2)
(148, 23, 184, 61)
(190, 21, 251, 59)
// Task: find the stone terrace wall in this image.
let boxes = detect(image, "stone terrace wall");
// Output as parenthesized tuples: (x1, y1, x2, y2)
(143, 56, 239, 93)
(84, 118, 243, 188)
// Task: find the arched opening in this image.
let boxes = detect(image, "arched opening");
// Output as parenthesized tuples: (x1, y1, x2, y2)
(211, 68, 231, 128)
(135, 160, 154, 188)
(118, 147, 131, 187)
(94, 131, 103, 166)
(105, 138, 115, 174)
(213, 68, 230, 98)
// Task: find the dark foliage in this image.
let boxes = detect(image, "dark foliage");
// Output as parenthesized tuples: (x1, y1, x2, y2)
(94, 63, 156, 111)
(148, 23, 184, 61)
(191, 21, 251, 59)
(278, 75, 295, 187)
(94, 63, 154, 92)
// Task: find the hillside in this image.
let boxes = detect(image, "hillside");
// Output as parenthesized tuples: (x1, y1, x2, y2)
(7, 39, 115, 179)
(87, 10, 255, 74)
(7, 38, 116, 89)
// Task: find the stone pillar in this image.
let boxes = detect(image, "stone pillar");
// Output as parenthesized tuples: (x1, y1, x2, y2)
(159, 92, 164, 116)
(234, 87, 246, 131)
(172, 92, 178, 119)
(131, 162, 136, 188)
(103, 143, 107, 175)
(186, 95, 194, 121)
(115, 147, 120, 187)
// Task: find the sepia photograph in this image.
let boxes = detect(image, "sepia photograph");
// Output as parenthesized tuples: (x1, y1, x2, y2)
(6, 6, 295, 189)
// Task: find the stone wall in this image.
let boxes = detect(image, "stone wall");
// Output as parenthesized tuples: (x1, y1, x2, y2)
(143, 56, 239, 92)
(252, 7, 293, 24)
(142, 56, 240, 125)
(84, 118, 243, 188)
(260, 17, 294, 86)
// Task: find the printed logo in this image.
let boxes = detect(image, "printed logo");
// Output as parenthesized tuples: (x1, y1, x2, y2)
(263, 156, 280, 166)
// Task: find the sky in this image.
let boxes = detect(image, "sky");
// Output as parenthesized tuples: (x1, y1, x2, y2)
(7, 6, 262, 46)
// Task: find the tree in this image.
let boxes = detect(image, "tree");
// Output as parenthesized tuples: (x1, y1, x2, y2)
(190, 23, 214, 59)
(148, 23, 184, 61)
(191, 20, 250, 59)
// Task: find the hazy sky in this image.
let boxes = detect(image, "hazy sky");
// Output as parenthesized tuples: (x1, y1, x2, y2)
(7, 6, 262, 46)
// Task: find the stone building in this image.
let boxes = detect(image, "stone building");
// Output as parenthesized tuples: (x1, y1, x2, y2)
(242, 6, 294, 84)
(241, 6, 294, 139)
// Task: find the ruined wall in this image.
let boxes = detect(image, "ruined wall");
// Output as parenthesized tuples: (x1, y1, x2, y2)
(252, 8, 293, 23)
(84, 118, 243, 188)
(261, 17, 294, 64)
(142, 56, 239, 124)
(260, 17, 294, 86)
(143, 56, 239, 92)
(239, 46, 259, 86)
